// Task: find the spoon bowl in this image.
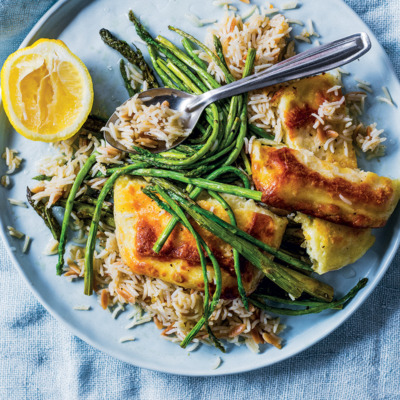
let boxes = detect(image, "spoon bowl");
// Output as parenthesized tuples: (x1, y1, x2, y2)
(104, 88, 200, 154)
(104, 32, 371, 154)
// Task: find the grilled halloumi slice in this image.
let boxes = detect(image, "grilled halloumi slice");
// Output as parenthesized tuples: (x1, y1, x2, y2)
(114, 176, 288, 298)
(294, 213, 375, 274)
(251, 140, 400, 229)
(264, 74, 377, 273)
(271, 74, 357, 168)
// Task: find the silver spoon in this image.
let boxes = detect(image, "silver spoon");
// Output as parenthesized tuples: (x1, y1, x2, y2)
(104, 32, 371, 154)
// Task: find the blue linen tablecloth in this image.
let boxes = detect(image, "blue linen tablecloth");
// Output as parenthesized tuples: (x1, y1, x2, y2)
(0, 1, 399, 399)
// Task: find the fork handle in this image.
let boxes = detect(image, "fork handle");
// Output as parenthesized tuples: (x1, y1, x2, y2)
(187, 32, 371, 112)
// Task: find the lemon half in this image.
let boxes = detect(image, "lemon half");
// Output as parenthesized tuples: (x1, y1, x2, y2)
(1, 39, 94, 142)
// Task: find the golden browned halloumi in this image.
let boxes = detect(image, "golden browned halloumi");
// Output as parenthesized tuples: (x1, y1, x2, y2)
(271, 74, 357, 168)
(251, 140, 400, 229)
(294, 213, 375, 274)
(114, 176, 288, 298)
(265, 74, 376, 273)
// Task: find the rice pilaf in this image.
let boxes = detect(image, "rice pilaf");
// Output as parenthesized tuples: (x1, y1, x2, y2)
(203, 12, 385, 154)
(26, 10, 389, 353)
(101, 94, 190, 150)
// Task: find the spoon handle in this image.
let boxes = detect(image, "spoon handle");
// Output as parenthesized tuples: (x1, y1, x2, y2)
(187, 33, 371, 112)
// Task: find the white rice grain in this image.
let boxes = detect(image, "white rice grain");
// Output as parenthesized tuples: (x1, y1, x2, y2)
(22, 235, 31, 253)
(200, 18, 217, 25)
(73, 305, 91, 311)
(286, 18, 304, 26)
(382, 86, 394, 105)
(307, 19, 319, 37)
(311, 112, 324, 126)
(327, 85, 342, 95)
(262, 6, 280, 16)
(7, 226, 24, 239)
(211, 356, 222, 370)
(357, 83, 373, 93)
(282, 1, 298, 10)
(243, 137, 249, 154)
(337, 67, 350, 75)
(185, 13, 203, 27)
(119, 336, 136, 343)
(356, 123, 386, 153)
(43, 238, 59, 255)
(2, 148, 22, 174)
(8, 198, 28, 208)
(323, 137, 336, 152)
(125, 315, 152, 330)
(242, 5, 258, 20)
(212, 0, 231, 6)
(339, 194, 352, 205)
(248, 136, 256, 155)
(343, 140, 349, 157)
(111, 304, 125, 319)
(376, 96, 394, 106)
(1, 175, 10, 187)
(186, 341, 200, 352)
(355, 78, 371, 86)
(294, 35, 311, 43)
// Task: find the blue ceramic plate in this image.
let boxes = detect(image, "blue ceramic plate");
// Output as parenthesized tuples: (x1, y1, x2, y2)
(1, 0, 399, 376)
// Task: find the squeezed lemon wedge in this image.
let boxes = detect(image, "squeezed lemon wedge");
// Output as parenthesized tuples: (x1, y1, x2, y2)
(1, 39, 93, 142)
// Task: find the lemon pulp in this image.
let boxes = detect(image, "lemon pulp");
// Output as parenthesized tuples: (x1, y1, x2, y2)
(1, 39, 93, 142)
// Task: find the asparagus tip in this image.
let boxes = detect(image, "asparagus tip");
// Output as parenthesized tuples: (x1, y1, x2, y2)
(358, 277, 368, 287)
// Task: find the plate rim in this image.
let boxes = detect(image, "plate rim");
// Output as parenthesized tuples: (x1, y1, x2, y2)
(1, 0, 400, 376)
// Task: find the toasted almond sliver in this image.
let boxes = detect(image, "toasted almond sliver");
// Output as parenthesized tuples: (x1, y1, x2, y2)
(262, 332, 282, 349)
(161, 323, 175, 336)
(153, 316, 163, 330)
(101, 289, 109, 310)
(326, 130, 339, 138)
(52, 192, 63, 204)
(251, 328, 264, 344)
(354, 123, 364, 137)
(30, 185, 45, 194)
(317, 126, 326, 142)
(116, 288, 135, 303)
(229, 323, 246, 338)
(66, 261, 80, 275)
(64, 270, 78, 277)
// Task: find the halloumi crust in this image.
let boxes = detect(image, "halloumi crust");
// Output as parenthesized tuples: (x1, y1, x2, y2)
(114, 176, 288, 298)
(251, 140, 400, 229)
(294, 213, 375, 274)
(271, 74, 357, 168)
(253, 74, 384, 274)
